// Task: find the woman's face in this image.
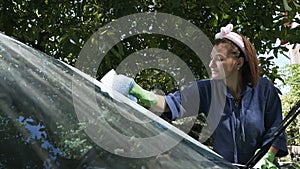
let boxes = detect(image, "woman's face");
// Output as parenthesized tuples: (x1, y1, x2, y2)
(209, 43, 241, 80)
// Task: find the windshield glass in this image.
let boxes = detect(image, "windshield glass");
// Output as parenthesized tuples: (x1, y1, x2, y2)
(0, 33, 236, 169)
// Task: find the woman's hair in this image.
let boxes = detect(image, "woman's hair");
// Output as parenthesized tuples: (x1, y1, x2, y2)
(214, 35, 260, 87)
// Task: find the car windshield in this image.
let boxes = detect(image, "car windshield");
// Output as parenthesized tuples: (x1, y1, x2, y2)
(0, 33, 237, 169)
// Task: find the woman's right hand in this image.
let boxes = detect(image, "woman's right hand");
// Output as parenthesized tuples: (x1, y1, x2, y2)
(112, 74, 137, 102)
(112, 74, 157, 108)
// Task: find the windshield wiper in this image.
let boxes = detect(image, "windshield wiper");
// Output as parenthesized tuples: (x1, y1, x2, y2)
(243, 100, 300, 169)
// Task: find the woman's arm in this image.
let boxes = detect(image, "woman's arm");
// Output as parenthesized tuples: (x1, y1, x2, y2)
(261, 78, 288, 157)
(269, 146, 278, 155)
(149, 95, 170, 113)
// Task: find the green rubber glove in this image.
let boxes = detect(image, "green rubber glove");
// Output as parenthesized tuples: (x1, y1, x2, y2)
(254, 150, 277, 169)
(129, 81, 158, 108)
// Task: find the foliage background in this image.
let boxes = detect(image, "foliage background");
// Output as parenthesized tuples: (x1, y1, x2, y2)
(280, 63, 300, 168)
(1, 0, 299, 82)
(281, 64, 300, 146)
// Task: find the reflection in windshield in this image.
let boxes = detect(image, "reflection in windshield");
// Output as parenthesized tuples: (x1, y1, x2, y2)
(17, 116, 63, 168)
(0, 33, 236, 168)
(0, 33, 94, 168)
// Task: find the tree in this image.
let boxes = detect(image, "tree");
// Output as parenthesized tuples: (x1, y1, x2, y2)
(279, 64, 300, 168)
(0, 0, 299, 82)
(281, 64, 300, 146)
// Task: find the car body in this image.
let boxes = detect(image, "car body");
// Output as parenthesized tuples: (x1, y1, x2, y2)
(0, 33, 238, 168)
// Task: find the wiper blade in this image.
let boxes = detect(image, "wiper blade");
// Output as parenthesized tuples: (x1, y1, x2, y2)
(232, 163, 246, 168)
(244, 100, 300, 169)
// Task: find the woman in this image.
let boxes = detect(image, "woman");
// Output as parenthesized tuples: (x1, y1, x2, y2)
(113, 24, 288, 168)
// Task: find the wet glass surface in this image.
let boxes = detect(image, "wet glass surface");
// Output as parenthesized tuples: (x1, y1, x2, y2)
(0, 33, 236, 169)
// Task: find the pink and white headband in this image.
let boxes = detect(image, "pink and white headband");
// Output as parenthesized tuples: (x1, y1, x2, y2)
(215, 24, 247, 58)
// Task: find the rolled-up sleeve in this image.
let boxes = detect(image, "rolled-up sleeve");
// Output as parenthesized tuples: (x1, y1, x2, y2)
(165, 80, 213, 120)
(165, 92, 183, 120)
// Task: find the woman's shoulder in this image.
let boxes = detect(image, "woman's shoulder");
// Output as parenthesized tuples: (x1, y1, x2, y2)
(196, 79, 224, 87)
(255, 77, 277, 92)
(195, 79, 226, 94)
(256, 77, 275, 87)
(196, 79, 211, 84)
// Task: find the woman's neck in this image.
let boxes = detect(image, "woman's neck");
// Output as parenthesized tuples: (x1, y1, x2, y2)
(226, 74, 243, 100)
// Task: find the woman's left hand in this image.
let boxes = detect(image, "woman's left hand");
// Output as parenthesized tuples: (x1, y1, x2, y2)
(253, 150, 277, 169)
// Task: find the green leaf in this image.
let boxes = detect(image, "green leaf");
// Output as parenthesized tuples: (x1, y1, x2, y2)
(283, 0, 293, 11)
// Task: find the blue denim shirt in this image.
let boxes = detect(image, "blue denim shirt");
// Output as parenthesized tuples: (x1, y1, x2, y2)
(165, 77, 288, 164)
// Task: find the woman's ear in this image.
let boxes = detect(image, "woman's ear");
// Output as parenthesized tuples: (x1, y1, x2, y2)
(237, 57, 245, 68)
